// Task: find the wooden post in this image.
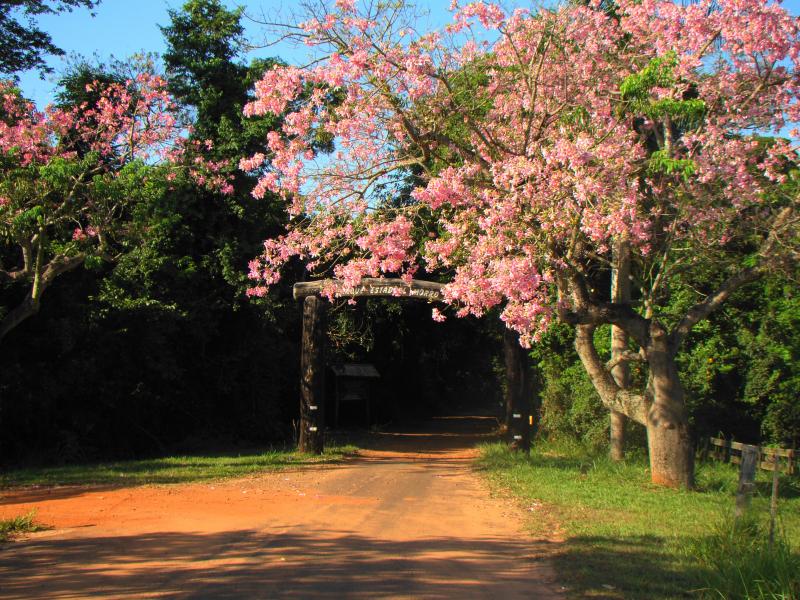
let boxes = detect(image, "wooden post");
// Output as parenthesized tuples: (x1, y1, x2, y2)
(735, 444, 759, 518)
(699, 437, 710, 463)
(769, 451, 780, 548)
(299, 295, 326, 454)
(504, 329, 531, 452)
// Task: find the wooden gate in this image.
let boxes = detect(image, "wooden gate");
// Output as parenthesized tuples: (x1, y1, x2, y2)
(293, 278, 532, 453)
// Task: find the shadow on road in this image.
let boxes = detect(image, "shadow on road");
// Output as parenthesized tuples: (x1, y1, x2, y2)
(0, 528, 558, 599)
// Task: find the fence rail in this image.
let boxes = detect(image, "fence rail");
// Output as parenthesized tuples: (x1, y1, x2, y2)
(700, 437, 796, 475)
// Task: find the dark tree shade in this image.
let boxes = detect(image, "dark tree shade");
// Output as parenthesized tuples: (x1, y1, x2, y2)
(0, 1, 100, 75)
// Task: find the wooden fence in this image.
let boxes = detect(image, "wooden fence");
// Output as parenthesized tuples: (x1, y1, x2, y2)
(699, 437, 796, 475)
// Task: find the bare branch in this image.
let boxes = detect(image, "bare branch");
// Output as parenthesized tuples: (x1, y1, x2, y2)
(606, 350, 645, 372)
(0, 253, 86, 342)
(0, 268, 28, 283)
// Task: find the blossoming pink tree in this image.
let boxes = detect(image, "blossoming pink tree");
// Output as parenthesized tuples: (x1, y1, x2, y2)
(242, 0, 800, 487)
(0, 73, 231, 342)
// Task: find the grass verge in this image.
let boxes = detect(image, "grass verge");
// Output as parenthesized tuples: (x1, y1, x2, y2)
(476, 440, 800, 600)
(0, 512, 49, 542)
(0, 445, 358, 488)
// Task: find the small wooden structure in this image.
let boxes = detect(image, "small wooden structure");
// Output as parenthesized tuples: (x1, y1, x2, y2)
(294, 277, 532, 454)
(330, 363, 380, 428)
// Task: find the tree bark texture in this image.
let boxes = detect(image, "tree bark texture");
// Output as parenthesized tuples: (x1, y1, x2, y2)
(504, 328, 531, 452)
(564, 212, 792, 487)
(643, 323, 695, 488)
(299, 295, 326, 454)
(574, 321, 694, 488)
(609, 241, 632, 461)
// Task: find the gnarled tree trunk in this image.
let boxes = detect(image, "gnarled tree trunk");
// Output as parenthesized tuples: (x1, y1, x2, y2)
(574, 321, 694, 489)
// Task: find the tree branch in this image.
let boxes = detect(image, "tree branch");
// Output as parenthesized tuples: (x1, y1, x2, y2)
(559, 300, 650, 349)
(606, 350, 645, 372)
(668, 266, 760, 354)
(0, 268, 29, 284)
(574, 324, 648, 424)
(0, 253, 86, 343)
(669, 207, 794, 354)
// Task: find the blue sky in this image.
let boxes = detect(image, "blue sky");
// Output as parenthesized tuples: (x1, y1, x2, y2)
(16, 0, 800, 107)
(17, 0, 456, 107)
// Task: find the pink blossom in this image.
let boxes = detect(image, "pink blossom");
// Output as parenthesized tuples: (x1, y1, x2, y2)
(240, 0, 800, 341)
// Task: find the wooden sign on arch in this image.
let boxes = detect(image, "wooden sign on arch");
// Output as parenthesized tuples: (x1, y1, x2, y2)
(293, 278, 445, 302)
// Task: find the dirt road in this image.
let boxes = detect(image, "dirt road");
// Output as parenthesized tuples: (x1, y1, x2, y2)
(0, 417, 561, 599)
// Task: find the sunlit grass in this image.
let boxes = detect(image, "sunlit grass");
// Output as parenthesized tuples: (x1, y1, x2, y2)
(0, 445, 358, 487)
(477, 441, 800, 599)
(0, 511, 49, 542)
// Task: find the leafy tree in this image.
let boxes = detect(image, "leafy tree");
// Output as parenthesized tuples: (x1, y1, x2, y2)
(161, 0, 279, 161)
(0, 1, 100, 75)
(161, 0, 245, 135)
(241, 0, 800, 488)
(83, 0, 296, 446)
(0, 71, 229, 342)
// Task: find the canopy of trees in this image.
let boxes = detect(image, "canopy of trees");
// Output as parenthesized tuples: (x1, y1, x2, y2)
(0, 0, 797, 475)
(242, 0, 800, 487)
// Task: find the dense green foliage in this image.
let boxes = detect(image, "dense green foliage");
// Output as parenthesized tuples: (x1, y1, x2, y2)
(477, 442, 800, 599)
(531, 276, 800, 449)
(0, 0, 299, 464)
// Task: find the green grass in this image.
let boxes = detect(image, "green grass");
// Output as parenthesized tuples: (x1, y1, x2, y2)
(0, 512, 49, 542)
(0, 445, 358, 488)
(477, 440, 800, 599)
(690, 514, 799, 599)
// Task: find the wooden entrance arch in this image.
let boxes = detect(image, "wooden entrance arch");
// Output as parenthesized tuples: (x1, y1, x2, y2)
(293, 278, 532, 454)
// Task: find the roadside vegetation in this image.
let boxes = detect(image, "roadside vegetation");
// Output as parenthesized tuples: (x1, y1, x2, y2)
(0, 512, 49, 542)
(477, 442, 800, 599)
(0, 445, 357, 488)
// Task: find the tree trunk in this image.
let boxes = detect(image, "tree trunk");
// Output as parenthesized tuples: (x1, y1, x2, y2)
(298, 295, 326, 454)
(646, 417, 694, 489)
(504, 328, 531, 452)
(609, 411, 626, 461)
(609, 240, 632, 461)
(574, 321, 694, 488)
(644, 323, 695, 489)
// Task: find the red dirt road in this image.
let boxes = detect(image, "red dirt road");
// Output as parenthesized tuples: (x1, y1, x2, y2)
(0, 417, 562, 599)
